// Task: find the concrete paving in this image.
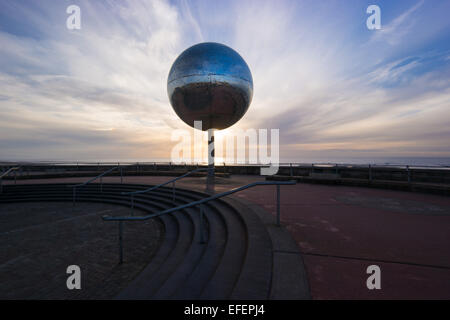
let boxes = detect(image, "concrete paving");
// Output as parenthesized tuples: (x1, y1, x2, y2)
(3, 175, 450, 299)
(0, 201, 163, 299)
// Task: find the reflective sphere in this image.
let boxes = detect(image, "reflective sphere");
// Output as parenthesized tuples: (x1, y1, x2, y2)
(167, 42, 253, 131)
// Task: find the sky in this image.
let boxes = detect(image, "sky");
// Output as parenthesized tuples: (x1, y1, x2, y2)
(0, 0, 449, 163)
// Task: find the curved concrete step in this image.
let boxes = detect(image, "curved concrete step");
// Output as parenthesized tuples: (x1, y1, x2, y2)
(0, 183, 310, 300)
(198, 199, 248, 299)
(113, 189, 232, 300)
(0, 184, 241, 299)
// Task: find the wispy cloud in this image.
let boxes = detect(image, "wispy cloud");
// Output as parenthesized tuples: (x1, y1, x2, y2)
(370, 0, 425, 45)
(0, 0, 449, 162)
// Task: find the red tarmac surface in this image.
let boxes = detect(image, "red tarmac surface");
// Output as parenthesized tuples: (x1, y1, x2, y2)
(4, 175, 450, 299)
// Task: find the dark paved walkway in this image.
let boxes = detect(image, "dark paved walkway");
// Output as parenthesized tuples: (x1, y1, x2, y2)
(0, 201, 163, 299)
(235, 182, 450, 300)
(3, 175, 450, 299)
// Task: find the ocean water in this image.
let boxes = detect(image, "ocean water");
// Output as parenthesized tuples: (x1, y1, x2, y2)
(281, 157, 450, 167)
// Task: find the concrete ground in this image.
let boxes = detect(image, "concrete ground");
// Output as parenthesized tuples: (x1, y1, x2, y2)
(2, 175, 450, 299)
(0, 201, 163, 299)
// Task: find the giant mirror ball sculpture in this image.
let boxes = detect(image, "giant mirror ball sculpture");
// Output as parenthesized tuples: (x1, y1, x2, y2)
(167, 42, 253, 131)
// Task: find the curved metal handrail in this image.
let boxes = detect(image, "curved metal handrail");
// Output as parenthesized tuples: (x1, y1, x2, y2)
(0, 166, 21, 179)
(121, 168, 208, 195)
(0, 166, 21, 193)
(69, 165, 123, 206)
(103, 180, 296, 264)
(104, 180, 295, 221)
(71, 166, 121, 188)
(122, 167, 208, 214)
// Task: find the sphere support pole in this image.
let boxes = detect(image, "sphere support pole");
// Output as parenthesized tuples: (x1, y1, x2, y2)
(207, 129, 215, 184)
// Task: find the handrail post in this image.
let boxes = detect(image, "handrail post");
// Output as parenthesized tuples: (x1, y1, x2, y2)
(119, 221, 124, 264)
(407, 165, 411, 184)
(172, 181, 176, 205)
(276, 185, 281, 226)
(199, 205, 206, 244)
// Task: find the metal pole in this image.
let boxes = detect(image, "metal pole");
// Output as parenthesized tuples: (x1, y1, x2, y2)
(131, 195, 134, 216)
(208, 129, 215, 183)
(200, 205, 206, 244)
(172, 181, 176, 205)
(276, 185, 281, 227)
(119, 221, 123, 264)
